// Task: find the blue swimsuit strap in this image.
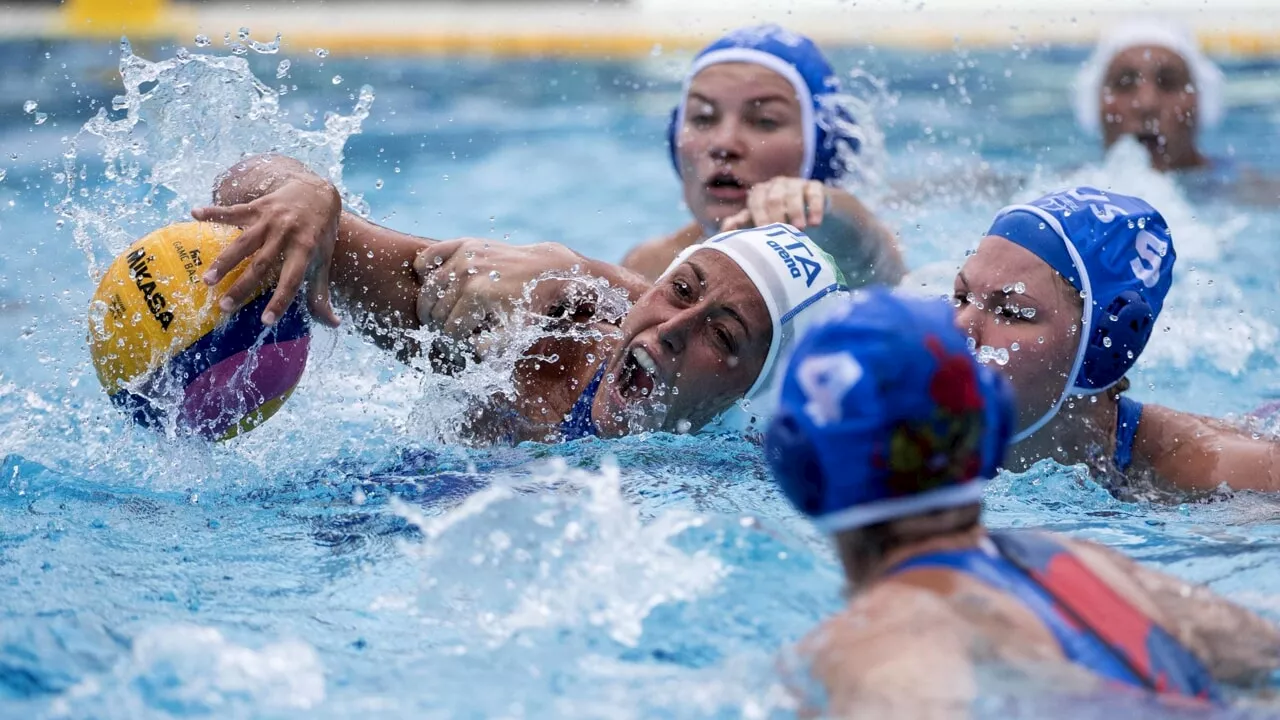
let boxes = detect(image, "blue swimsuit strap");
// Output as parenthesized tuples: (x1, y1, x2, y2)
(1114, 395, 1143, 472)
(560, 363, 605, 441)
(887, 535, 1150, 691)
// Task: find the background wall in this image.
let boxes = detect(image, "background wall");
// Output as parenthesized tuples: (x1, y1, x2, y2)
(1, 0, 1274, 56)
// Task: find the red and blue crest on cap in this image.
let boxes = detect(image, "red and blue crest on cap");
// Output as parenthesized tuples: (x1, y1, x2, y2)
(764, 288, 1015, 533)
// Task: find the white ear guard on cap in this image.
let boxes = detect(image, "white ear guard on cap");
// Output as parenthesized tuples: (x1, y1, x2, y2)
(659, 224, 850, 434)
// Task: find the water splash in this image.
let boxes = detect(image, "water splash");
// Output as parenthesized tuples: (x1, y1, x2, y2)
(1028, 136, 1239, 264)
(55, 37, 374, 279)
(394, 458, 725, 648)
(1141, 267, 1279, 375)
(826, 66, 895, 202)
(391, 269, 635, 445)
(45, 624, 325, 717)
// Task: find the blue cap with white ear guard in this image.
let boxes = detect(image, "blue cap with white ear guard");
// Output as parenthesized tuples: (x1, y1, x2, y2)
(764, 288, 1015, 534)
(666, 24, 860, 184)
(987, 187, 1175, 442)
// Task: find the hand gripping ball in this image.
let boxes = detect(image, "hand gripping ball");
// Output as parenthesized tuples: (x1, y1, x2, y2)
(88, 222, 310, 440)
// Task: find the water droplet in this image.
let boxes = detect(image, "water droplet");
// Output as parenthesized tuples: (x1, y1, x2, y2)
(331, 75, 343, 85)
(1102, 336, 1112, 348)
(175, 47, 190, 60)
(1014, 282, 1026, 294)
(374, 178, 383, 189)
(250, 32, 283, 54)
(0, 169, 6, 182)
(1020, 307, 1036, 319)
(1010, 342, 1020, 352)
(489, 270, 501, 281)
(464, 251, 475, 260)
(276, 59, 291, 78)
(977, 345, 1010, 366)
(676, 419, 692, 433)
(1037, 336, 1045, 344)
(315, 47, 329, 58)
(194, 34, 210, 46)
(22, 101, 37, 114)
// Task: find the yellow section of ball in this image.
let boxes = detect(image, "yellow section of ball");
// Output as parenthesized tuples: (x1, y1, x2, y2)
(87, 222, 254, 393)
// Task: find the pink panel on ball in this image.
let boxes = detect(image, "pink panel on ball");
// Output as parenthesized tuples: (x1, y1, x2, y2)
(178, 336, 311, 438)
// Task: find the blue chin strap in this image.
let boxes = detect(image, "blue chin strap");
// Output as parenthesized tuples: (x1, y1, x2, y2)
(666, 25, 860, 185)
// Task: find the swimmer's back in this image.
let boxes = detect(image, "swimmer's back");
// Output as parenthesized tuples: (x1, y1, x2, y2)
(803, 532, 1280, 715)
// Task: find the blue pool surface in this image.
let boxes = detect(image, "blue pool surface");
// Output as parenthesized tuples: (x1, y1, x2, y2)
(2, 35, 1280, 718)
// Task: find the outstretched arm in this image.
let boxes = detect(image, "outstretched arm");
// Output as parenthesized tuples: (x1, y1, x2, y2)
(1138, 404, 1280, 493)
(414, 237, 652, 355)
(193, 153, 435, 349)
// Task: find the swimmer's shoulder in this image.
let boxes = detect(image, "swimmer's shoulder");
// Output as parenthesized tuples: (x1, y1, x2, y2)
(801, 585, 978, 716)
(804, 583, 968, 673)
(621, 222, 704, 281)
(884, 562, 1062, 659)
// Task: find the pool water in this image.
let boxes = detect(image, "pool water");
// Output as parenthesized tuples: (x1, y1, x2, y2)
(3, 35, 1280, 718)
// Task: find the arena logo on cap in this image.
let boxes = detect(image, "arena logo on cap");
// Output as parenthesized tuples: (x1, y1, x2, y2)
(763, 226, 824, 288)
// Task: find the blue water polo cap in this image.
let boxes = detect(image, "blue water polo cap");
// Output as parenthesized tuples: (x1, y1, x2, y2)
(667, 24, 859, 184)
(987, 187, 1175, 399)
(764, 288, 1015, 534)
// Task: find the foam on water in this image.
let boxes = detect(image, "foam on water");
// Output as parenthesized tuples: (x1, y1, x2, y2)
(395, 459, 725, 647)
(45, 625, 324, 719)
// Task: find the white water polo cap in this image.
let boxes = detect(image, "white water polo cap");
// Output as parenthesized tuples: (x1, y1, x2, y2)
(1073, 19, 1225, 135)
(663, 223, 850, 433)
